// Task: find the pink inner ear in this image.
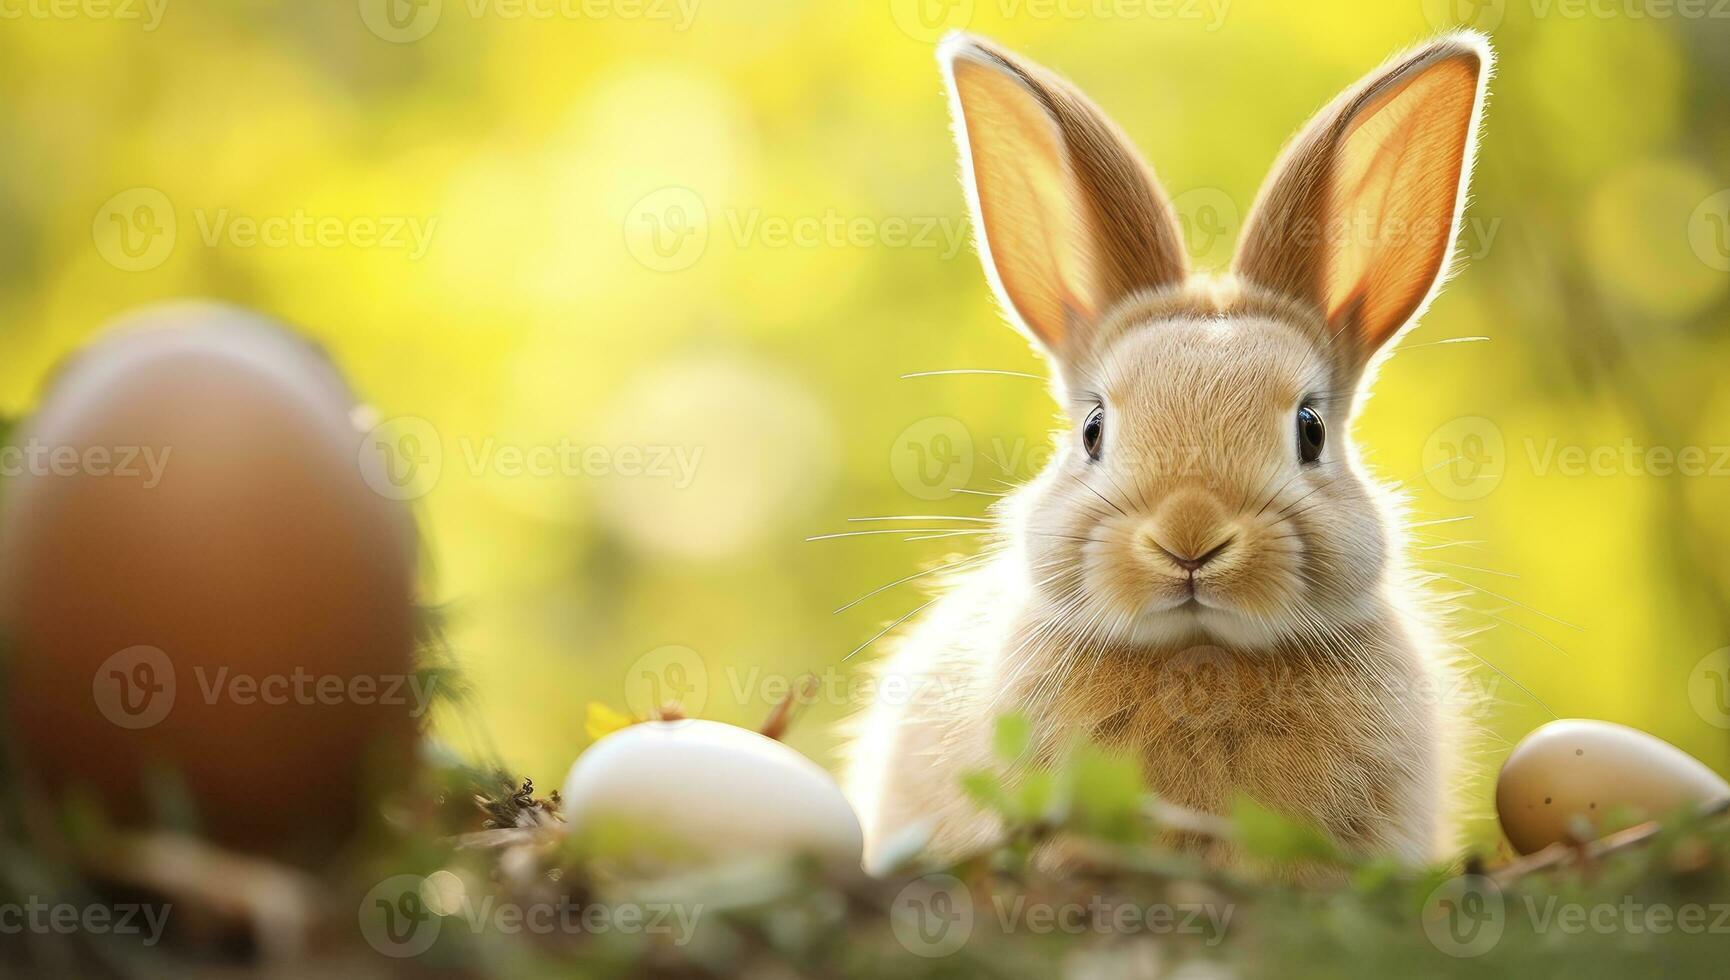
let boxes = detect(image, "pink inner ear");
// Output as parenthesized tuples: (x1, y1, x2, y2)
(1320, 54, 1480, 354)
(1229, 39, 1486, 365)
(942, 35, 1189, 357)
(949, 54, 1100, 351)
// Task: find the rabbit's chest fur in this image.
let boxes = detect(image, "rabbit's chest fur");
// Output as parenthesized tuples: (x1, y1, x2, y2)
(1028, 632, 1442, 858)
(845, 560, 1449, 868)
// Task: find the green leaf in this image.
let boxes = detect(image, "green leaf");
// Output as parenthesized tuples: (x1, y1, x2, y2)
(961, 770, 1007, 814)
(1014, 769, 1057, 823)
(992, 712, 1032, 762)
(1231, 794, 1343, 864)
(1062, 743, 1145, 841)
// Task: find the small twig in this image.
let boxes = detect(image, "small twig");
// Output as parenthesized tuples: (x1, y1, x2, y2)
(1145, 799, 1235, 841)
(83, 832, 318, 961)
(760, 675, 820, 741)
(453, 825, 565, 850)
(1490, 797, 1730, 886)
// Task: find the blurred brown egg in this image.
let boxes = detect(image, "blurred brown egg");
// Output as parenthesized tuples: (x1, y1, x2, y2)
(0, 301, 420, 862)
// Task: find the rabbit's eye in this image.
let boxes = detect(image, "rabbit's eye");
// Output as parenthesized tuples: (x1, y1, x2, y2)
(1296, 403, 1326, 464)
(1082, 405, 1105, 461)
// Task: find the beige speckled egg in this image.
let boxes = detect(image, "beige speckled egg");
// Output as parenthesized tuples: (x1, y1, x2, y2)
(1496, 719, 1730, 854)
(0, 301, 419, 863)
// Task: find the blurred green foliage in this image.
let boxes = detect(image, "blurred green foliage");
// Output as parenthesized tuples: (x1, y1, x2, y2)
(1, 0, 1728, 858)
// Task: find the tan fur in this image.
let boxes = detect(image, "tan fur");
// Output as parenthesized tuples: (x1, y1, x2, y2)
(844, 32, 1493, 873)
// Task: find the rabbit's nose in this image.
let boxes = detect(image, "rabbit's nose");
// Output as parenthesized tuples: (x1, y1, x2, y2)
(1147, 534, 1236, 573)
(1140, 491, 1233, 573)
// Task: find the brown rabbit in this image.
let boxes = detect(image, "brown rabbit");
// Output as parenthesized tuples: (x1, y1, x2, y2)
(844, 31, 1493, 871)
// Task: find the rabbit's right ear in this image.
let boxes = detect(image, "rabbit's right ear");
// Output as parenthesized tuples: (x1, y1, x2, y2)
(1233, 33, 1491, 370)
(940, 34, 1187, 357)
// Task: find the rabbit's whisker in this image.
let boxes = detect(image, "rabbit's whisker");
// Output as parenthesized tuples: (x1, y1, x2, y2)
(1412, 538, 1487, 551)
(1420, 558, 1519, 580)
(1410, 515, 1475, 528)
(843, 597, 940, 662)
(899, 369, 1046, 380)
(846, 515, 996, 523)
(1072, 473, 1130, 519)
(833, 552, 997, 615)
(807, 528, 991, 541)
(1454, 646, 1557, 718)
(1419, 454, 1466, 477)
(1433, 573, 1581, 633)
(1394, 336, 1490, 351)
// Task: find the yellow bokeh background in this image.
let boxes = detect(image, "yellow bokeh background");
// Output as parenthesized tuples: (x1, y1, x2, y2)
(3, 0, 1729, 849)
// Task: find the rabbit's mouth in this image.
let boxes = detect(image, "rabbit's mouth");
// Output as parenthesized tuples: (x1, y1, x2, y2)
(1118, 598, 1261, 649)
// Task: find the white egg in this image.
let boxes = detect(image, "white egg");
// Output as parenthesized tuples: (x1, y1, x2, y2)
(561, 719, 863, 870)
(1496, 719, 1730, 854)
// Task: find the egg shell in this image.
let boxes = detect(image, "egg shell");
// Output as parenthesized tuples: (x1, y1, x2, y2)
(562, 719, 863, 870)
(0, 302, 419, 861)
(1496, 718, 1730, 855)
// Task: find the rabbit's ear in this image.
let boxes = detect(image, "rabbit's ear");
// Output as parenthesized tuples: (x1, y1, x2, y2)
(1233, 32, 1491, 367)
(940, 34, 1187, 355)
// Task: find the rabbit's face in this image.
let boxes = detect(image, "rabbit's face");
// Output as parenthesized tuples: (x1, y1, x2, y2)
(940, 31, 1488, 649)
(1019, 305, 1385, 649)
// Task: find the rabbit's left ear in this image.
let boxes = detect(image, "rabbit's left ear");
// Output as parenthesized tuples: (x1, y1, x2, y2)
(940, 33, 1188, 357)
(1233, 32, 1492, 368)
